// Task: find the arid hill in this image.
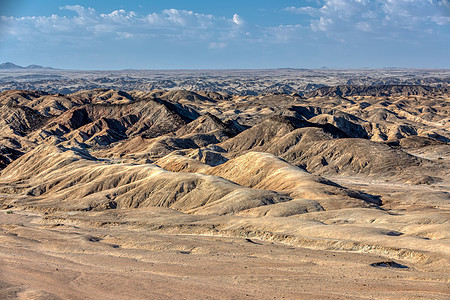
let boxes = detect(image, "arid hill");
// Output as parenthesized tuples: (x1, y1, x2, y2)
(304, 84, 449, 98)
(0, 86, 449, 299)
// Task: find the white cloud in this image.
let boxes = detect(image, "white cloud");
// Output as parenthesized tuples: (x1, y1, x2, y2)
(161, 9, 215, 27)
(0, 6, 242, 42)
(431, 15, 450, 25)
(284, 6, 318, 15)
(117, 32, 134, 39)
(1, 2, 448, 50)
(311, 17, 333, 32)
(356, 21, 371, 32)
(62, 5, 96, 19)
(232, 14, 244, 25)
(285, 0, 450, 40)
(100, 9, 137, 22)
(209, 42, 227, 49)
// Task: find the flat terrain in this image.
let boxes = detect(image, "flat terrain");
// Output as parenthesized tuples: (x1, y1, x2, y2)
(1, 208, 449, 300)
(0, 74, 449, 299)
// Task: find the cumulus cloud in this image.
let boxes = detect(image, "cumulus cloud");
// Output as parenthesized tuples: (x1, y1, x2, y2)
(0, 5, 243, 42)
(232, 14, 244, 25)
(159, 9, 215, 27)
(311, 17, 333, 32)
(285, 0, 450, 38)
(1, 2, 448, 51)
(62, 5, 96, 18)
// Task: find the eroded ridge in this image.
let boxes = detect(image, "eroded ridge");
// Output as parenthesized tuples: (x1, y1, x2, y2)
(1, 85, 449, 299)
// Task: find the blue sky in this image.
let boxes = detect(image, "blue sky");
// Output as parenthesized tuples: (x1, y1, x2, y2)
(0, 0, 449, 69)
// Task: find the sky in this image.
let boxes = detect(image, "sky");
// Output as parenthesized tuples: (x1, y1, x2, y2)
(0, 0, 449, 70)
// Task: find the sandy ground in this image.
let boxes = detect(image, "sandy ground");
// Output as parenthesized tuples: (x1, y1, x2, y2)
(1, 209, 449, 300)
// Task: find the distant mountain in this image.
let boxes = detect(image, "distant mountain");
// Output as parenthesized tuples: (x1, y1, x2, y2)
(0, 62, 55, 70)
(25, 64, 51, 69)
(0, 62, 23, 69)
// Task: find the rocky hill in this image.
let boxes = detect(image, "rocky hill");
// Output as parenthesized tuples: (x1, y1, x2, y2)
(0, 85, 449, 299)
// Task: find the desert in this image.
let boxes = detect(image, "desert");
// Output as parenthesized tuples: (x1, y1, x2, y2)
(0, 72, 449, 299)
(2, 0, 450, 297)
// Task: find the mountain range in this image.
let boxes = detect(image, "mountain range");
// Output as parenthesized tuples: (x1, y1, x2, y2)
(0, 62, 55, 70)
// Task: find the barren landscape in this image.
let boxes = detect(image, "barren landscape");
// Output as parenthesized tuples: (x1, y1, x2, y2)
(0, 69, 449, 299)
(1, 67, 449, 95)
